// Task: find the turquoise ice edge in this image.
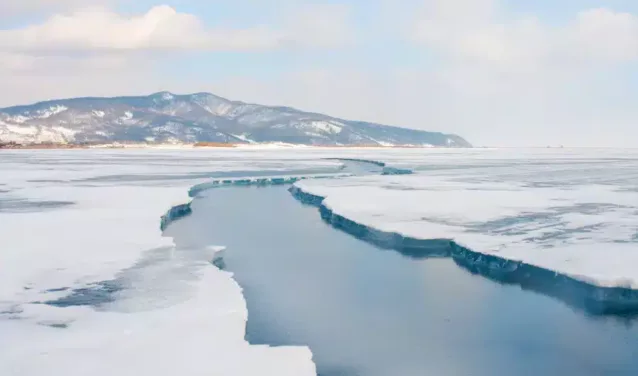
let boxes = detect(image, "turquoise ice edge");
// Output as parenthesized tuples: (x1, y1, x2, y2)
(287, 185, 638, 316)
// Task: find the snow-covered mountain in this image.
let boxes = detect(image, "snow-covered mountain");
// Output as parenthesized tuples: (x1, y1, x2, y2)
(0, 92, 471, 147)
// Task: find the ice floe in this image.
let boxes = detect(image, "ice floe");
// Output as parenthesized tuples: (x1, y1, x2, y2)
(0, 149, 327, 376)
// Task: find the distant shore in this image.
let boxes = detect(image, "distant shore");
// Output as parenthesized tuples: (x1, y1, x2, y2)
(0, 141, 449, 150)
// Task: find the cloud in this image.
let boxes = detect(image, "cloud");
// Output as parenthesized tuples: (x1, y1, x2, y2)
(389, 0, 638, 146)
(0, 3, 355, 109)
(412, 1, 638, 65)
(0, 6, 281, 53)
(0, 4, 354, 54)
(0, 54, 152, 106)
(569, 8, 638, 62)
(0, 53, 130, 76)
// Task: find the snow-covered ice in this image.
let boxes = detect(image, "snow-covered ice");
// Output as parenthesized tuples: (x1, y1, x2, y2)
(2, 146, 638, 374)
(0, 149, 336, 376)
(293, 148, 638, 292)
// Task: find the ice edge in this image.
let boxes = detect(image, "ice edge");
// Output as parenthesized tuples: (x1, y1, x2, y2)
(160, 202, 192, 231)
(323, 157, 413, 176)
(288, 185, 638, 315)
(188, 174, 354, 198)
(160, 184, 318, 374)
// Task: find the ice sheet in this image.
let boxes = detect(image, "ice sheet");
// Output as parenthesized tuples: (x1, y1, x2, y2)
(293, 149, 638, 289)
(3, 146, 637, 373)
(0, 149, 319, 376)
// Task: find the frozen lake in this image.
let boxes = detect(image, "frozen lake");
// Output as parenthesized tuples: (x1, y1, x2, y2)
(2, 147, 637, 376)
(168, 185, 638, 376)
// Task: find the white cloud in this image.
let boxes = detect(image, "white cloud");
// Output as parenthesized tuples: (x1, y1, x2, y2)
(568, 8, 638, 62)
(0, 6, 283, 53)
(0, 48, 165, 107)
(1, 53, 130, 76)
(0, 4, 356, 54)
(0, 3, 355, 107)
(0, 3, 355, 97)
(413, 1, 638, 65)
(389, 0, 638, 146)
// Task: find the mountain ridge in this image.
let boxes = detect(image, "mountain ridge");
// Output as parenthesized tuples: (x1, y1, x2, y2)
(0, 92, 472, 147)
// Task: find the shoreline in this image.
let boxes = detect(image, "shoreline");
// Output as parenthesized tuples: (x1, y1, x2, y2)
(0, 142, 468, 150)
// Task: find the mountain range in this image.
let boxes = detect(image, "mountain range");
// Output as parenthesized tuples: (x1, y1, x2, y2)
(0, 92, 471, 147)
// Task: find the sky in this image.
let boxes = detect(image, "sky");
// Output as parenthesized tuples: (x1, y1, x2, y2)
(1, 0, 638, 147)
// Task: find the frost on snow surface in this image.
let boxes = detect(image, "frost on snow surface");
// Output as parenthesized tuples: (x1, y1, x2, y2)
(0, 149, 340, 376)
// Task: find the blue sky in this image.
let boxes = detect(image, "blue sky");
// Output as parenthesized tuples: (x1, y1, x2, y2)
(1, 0, 638, 147)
